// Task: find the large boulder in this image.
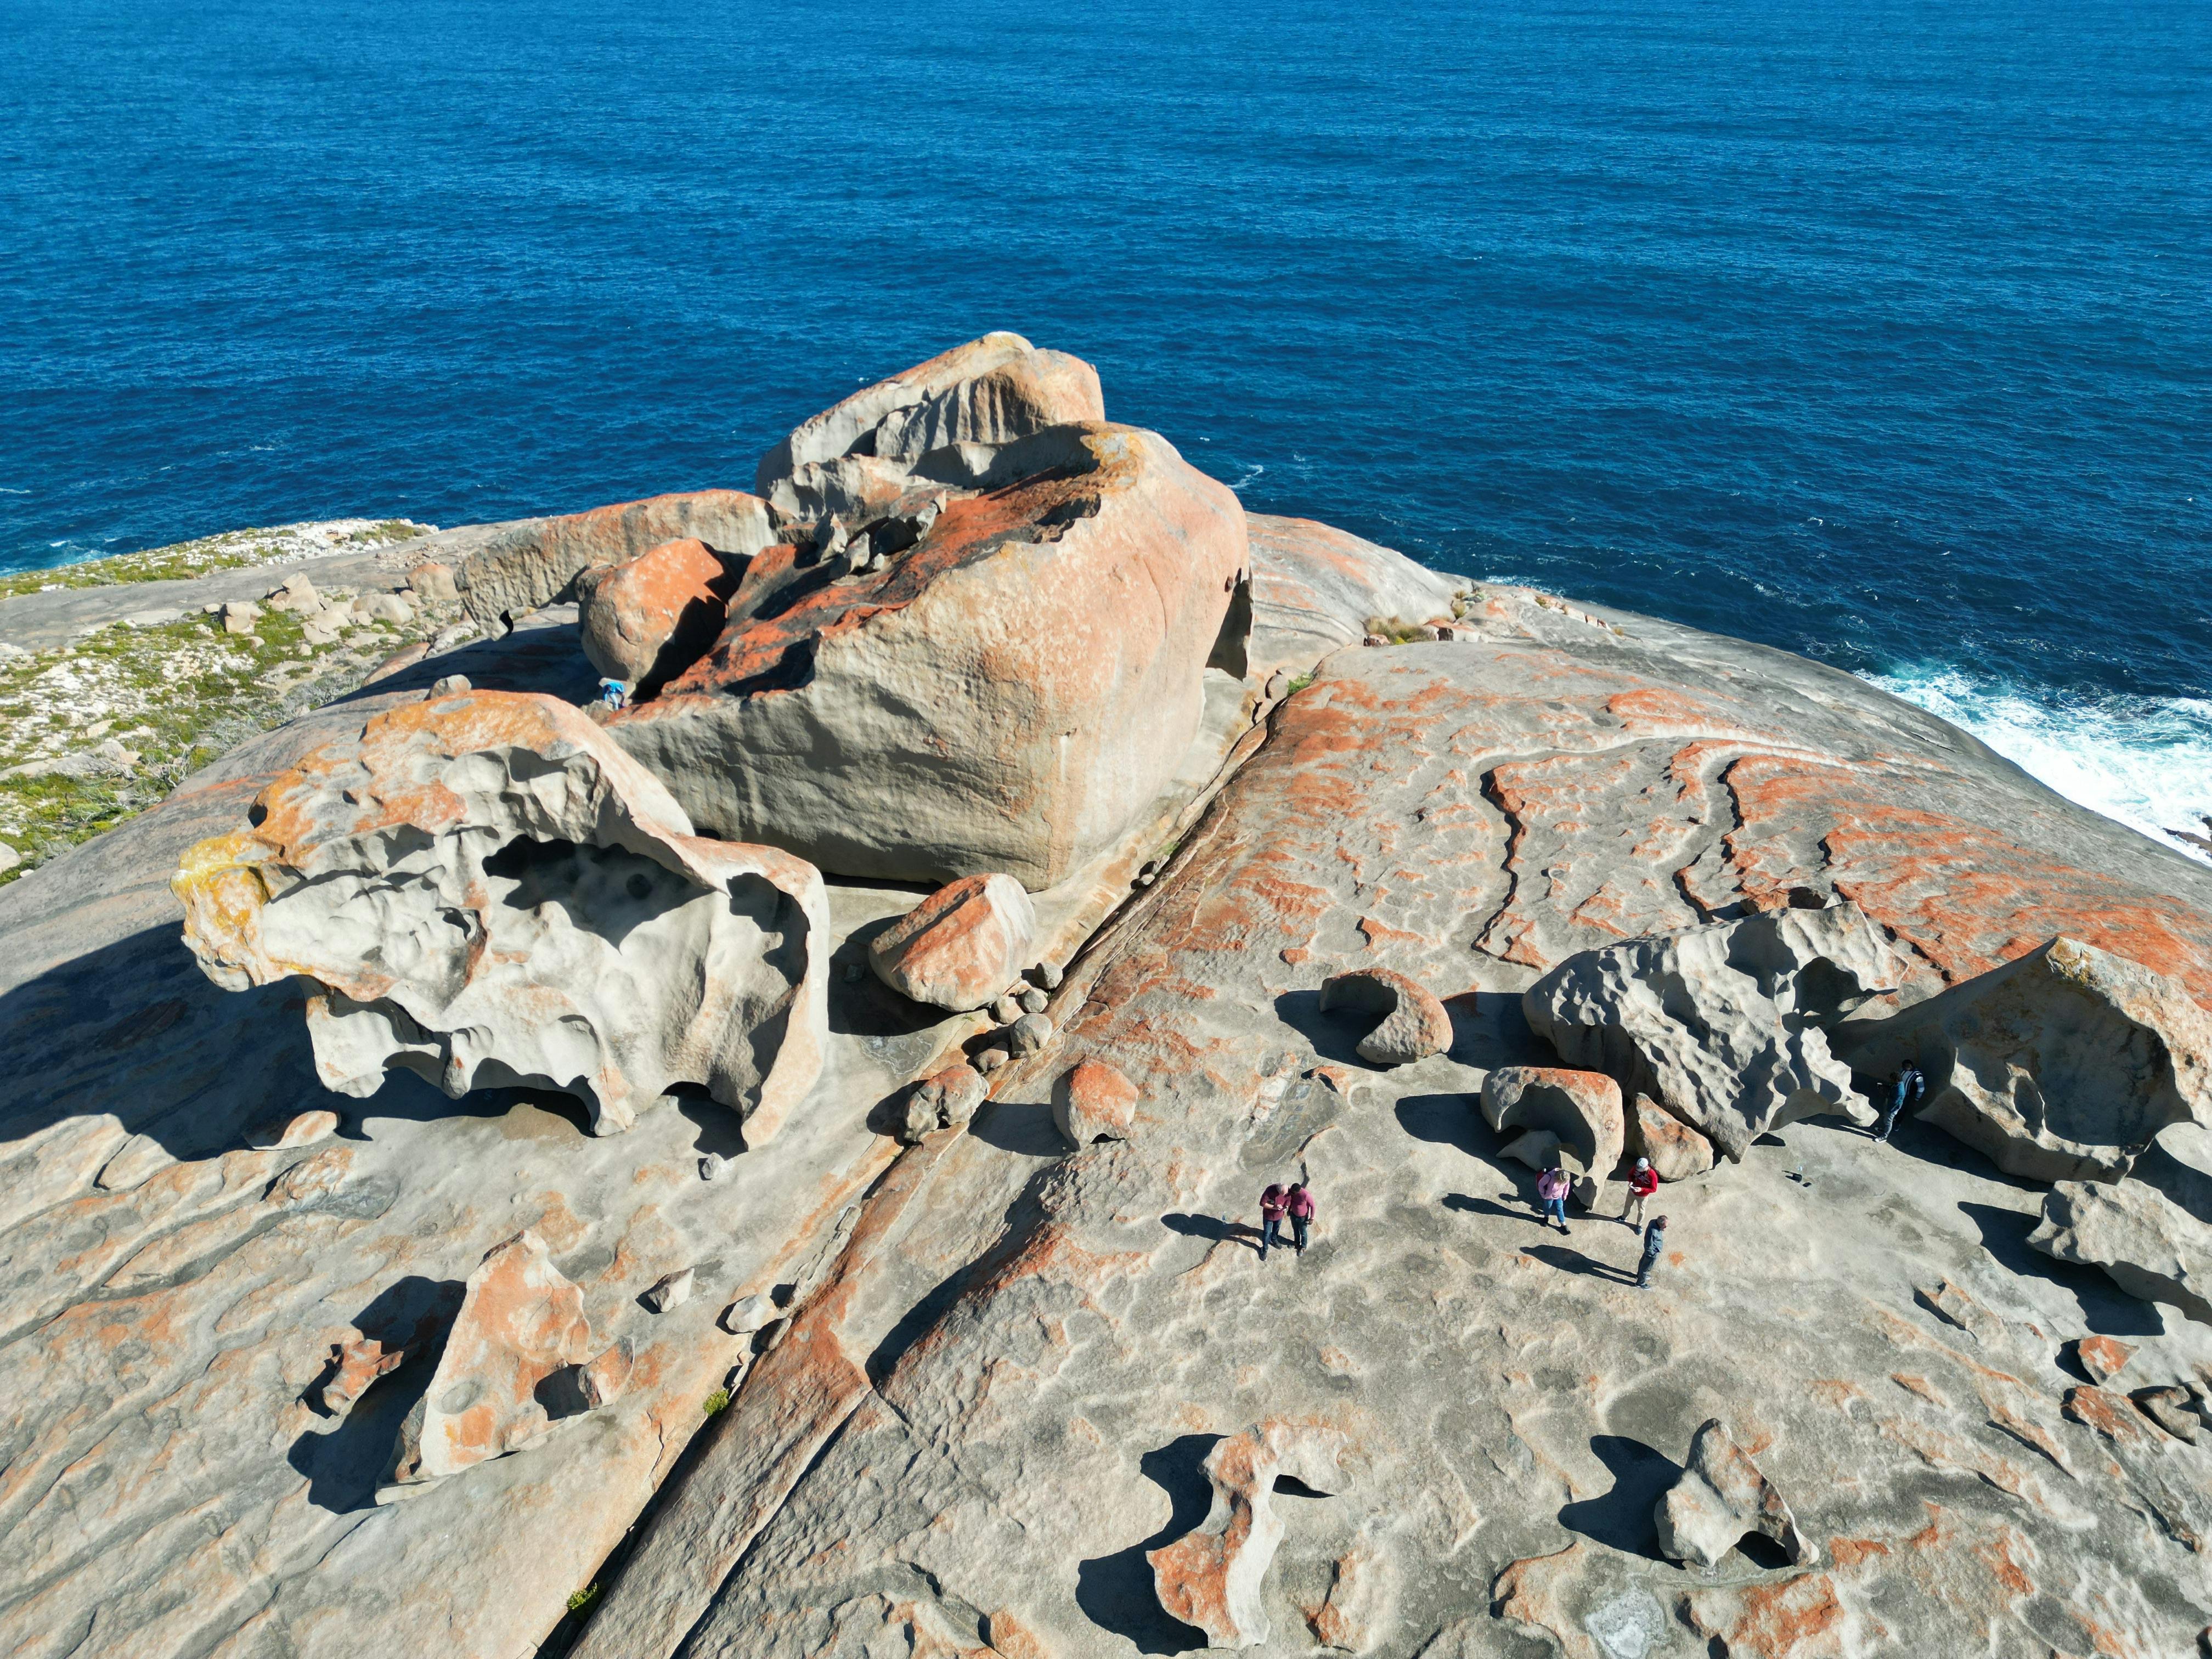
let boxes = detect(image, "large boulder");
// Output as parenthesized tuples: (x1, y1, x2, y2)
(1522, 902, 1899, 1161)
(1480, 1066, 1623, 1178)
(1319, 967, 1452, 1066)
(754, 331, 1104, 517)
(172, 690, 829, 1141)
(867, 873, 1037, 1013)
(457, 490, 775, 634)
(575, 537, 741, 693)
(2029, 1179, 2212, 1326)
(1843, 936, 2212, 1184)
(610, 421, 1249, 887)
(1654, 1419, 1815, 1571)
(382, 1231, 594, 1496)
(1625, 1091, 1714, 1182)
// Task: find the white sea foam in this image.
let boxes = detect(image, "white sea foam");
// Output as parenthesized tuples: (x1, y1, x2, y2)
(1869, 667, 2212, 866)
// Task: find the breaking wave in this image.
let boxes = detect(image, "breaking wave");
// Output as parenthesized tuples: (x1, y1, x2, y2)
(1869, 667, 2212, 867)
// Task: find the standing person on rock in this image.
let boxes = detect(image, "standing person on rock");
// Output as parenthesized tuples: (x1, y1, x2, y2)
(1636, 1215, 1668, 1289)
(1535, 1164, 1572, 1235)
(1259, 1182, 1289, 1260)
(1879, 1062, 1926, 1143)
(1286, 1182, 1316, 1256)
(1622, 1157, 1658, 1228)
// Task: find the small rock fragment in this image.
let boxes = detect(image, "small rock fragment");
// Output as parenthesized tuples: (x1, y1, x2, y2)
(428, 673, 471, 696)
(0, 843, 19, 876)
(364, 591, 416, 624)
(1654, 1419, 1815, 1571)
(992, 993, 1024, 1026)
(1018, 985, 1049, 1015)
(221, 600, 261, 634)
(896, 1063, 989, 1143)
(266, 573, 321, 612)
(1053, 1059, 1139, 1146)
(643, 1268, 695, 1314)
(1264, 669, 1290, 700)
(578, 1340, 634, 1409)
(408, 561, 460, 602)
(2134, 1386, 2202, 1444)
(319, 1335, 408, 1416)
(698, 1152, 729, 1182)
(1008, 1012, 1053, 1056)
(2073, 1334, 2136, 1385)
(1319, 968, 1451, 1066)
(1035, 962, 1064, 991)
(250, 1109, 340, 1150)
(723, 1293, 778, 1335)
(1915, 1278, 2005, 1347)
(973, 1046, 1009, 1075)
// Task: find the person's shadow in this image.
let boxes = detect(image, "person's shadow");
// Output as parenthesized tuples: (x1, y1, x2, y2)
(1161, 1213, 1262, 1255)
(1522, 1242, 1638, 1284)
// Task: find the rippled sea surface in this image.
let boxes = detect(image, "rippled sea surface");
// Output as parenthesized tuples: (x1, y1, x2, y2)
(3, 0, 2208, 850)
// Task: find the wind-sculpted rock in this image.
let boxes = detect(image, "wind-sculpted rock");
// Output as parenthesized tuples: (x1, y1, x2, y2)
(1148, 1421, 1351, 1649)
(754, 330, 1105, 518)
(1319, 967, 1452, 1066)
(1523, 904, 1898, 1161)
(868, 873, 1038, 1013)
(1847, 935, 2212, 1184)
(575, 535, 740, 692)
(458, 489, 775, 633)
(2029, 1179, 2212, 1325)
(1480, 1066, 1623, 1178)
(1655, 1419, 1816, 1571)
(613, 419, 1249, 886)
(171, 690, 828, 1139)
(382, 1232, 594, 1496)
(1626, 1091, 1714, 1181)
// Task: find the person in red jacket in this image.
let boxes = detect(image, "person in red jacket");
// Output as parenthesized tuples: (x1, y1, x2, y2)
(1285, 1182, 1316, 1255)
(1259, 1183, 1289, 1260)
(1622, 1156, 1659, 1228)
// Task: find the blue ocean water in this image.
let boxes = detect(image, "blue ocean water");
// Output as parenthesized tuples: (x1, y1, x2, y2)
(3, 0, 2208, 851)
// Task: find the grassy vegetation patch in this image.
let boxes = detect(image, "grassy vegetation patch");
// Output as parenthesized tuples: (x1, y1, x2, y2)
(0, 520, 428, 602)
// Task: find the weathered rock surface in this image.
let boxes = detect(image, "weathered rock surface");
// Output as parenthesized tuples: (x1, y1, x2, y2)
(1147, 1421, 1351, 1649)
(1053, 1058, 1139, 1146)
(1480, 1065, 1624, 1178)
(1848, 934, 2212, 1183)
(868, 873, 1037, 1013)
(612, 419, 1249, 887)
(1626, 1089, 1715, 1181)
(457, 489, 774, 634)
(384, 1231, 594, 1493)
(897, 1063, 989, 1144)
(2135, 1384, 2202, 1443)
(1526, 902, 1900, 1161)
(1654, 1418, 1815, 1571)
(575, 536, 741, 692)
(2072, 1333, 2136, 1384)
(172, 689, 830, 1139)
(2031, 1178, 2212, 1324)
(1319, 967, 1452, 1066)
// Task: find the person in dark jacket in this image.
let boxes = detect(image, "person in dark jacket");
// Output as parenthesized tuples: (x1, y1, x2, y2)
(1259, 1183, 1288, 1260)
(1286, 1182, 1316, 1255)
(1879, 1062, 1926, 1143)
(1636, 1215, 1668, 1289)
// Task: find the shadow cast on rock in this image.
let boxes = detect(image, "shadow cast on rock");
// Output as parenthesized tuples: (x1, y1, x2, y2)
(1162, 1212, 1261, 1254)
(1957, 1200, 2163, 1338)
(1076, 1434, 1222, 1656)
(1558, 1434, 1683, 1559)
(965, 1097, 1066, 1159)
(1271, 989, 1379, 1070)
(1395, 1093, 1485, 1159)
(286, 1275, 465, 1515)
(1442, 989, 1556, 1070)
(1523, 1242, 1639, 1283)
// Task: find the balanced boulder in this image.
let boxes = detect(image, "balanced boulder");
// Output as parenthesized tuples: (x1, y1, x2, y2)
(1480, 1066, 1623, 1178)
(1846, 936, 2212, 1183)
(611, 419, 1249, 887)
(1626, 1092, 1714, 1182)
(1524, 903, 1898, 1161)
(1319, 968, 1452, 1066)
(896, 1063, 989, 1143)
(172, 690, 829, 1141)
(1053, 1058, 1139, 1146)
(577, 537, 741, 693)
(868, 874, 1038, 1012)
(2029, 1179, 2212, 1326)
(1654, 1419, 1815, 1571)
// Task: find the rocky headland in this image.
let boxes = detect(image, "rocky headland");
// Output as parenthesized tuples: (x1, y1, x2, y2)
(3, 334, 2210, 1659)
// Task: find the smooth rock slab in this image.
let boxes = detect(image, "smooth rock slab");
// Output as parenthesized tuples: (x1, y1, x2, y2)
(1625, 1091, 1714, 1182)
(869, 873, 1039, 1013)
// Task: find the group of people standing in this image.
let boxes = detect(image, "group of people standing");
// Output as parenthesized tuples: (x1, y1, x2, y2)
(1535, 1157, 1669, 1287)
(1256, 1181, 1316, 1260)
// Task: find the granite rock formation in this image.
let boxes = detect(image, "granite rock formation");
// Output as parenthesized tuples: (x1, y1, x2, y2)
(1652, 1418, 1816, 1571)
(1318, 967, 1452, 1066)
(172, 690, 828, 1138)
(575, 537, 742, 693)
(1525, 902, 1901, 1161)
(868, 873, 1038, 1013)
(2031, 1178, 2212, 1325)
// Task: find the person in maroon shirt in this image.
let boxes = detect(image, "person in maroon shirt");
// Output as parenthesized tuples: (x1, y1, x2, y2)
(1285, 1182, 1316, 1255)
(1259, 1183, 1289, 1259)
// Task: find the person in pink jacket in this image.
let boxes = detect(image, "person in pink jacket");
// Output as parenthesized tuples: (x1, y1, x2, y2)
(1534, 1164, 1572, 1234)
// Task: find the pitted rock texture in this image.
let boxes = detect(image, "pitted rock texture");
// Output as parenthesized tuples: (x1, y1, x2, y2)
(172, 689, 829, 1138)
(1479, 1065, 1624, 1178)
(1318, 967, 1452, 1066)
(754, 330, 1105, 516)
(868, 873, 1039, 1013)
(1525, 903, 1901, 1161)
(458, 489, 774, 633)
(612, 421, 1249, 887)
(1652, 1418, 1816, 1571)
(1847, 934, 2212, 1183)
(1147, 1421, 1352, 1649)
(385, 1230, 594, 1492)
(2032, 1178, 2212, 1325)
(575, 536, 742, 693)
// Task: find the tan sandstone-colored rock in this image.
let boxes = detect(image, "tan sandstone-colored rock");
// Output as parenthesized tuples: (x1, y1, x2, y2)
(1319, 967, 1451, 1066)
(2072, 1334, 2135, 1385)
(1525, 902, 1898, 1161)
(1053, 1058, 1139, 1146)
(869, 874, 1039, 1012)
(171, 689, 829, 1140)
(457, 489, 775, 633)
(897, 1063, 989, 1144)
(1147, 1421, 1351, 1649)
(575, 536, 740, 692)
(408, 560, 460, 602)
(318, 1334, 408, 1417)
(612, 417, 1248, 888)
(578, 1339, 634, 1409)
(1655, 1418, 1816, 1571)
(2133, 1385, 2202, 1444)
(2030, 1178, 2212, 1325)
(1626, 1090, 1714, 1181)
(1480, 1066, 1623, 1179)
(383, 1231, 593, 1494)
(1849, 935, 2212, 1184)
